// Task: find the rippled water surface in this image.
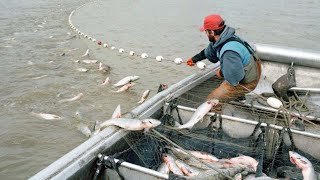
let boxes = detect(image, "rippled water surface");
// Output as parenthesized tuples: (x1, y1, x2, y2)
(0, 0, 319, 179)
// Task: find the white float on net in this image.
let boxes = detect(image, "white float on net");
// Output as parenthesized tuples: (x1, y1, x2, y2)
(196, 61, 206, 69)
(141, 53, 148, 59)
(156, 56, 163, 62)
(174, 58, 183, 64)
(119, 48, 124, 53)
(129, 51, 135, 56)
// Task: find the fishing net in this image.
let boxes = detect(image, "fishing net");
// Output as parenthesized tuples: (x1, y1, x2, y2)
(103, 77, 320, 179)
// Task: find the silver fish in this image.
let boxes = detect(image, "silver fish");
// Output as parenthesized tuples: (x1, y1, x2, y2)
(176, 99, 219, 129)
(224, 155, 259, 173)
(289, 151, 317, 180)
(77, 123, 92, 137)
(113, 76, 139, 87)
(169, 147, 218, 162)
(30, 111, 62, 120)
(99, 62, 110, 73)
(175, 159, 200, 176)
(138, 90, 150, 104)
(82, 49, 89, 57)
(59, 93, 83, 103)
(77, 68, 88, 72)
(98, 118, 161, 132)
(82, 59, 98, 64)
(101, 77, 110, 85)
(157, 162, 170, 175)
(162, 153, 184, 176)
(93, 105, 123, 135)
(32, 74, 48, 80)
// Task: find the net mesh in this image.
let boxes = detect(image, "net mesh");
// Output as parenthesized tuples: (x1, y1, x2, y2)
(114, 77, 320, 179)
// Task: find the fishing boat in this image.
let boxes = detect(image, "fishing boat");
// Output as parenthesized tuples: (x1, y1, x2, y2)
(30, 44, 320, 180)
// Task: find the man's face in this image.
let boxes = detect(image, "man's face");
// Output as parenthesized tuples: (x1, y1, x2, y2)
(205, 30, 216, 43)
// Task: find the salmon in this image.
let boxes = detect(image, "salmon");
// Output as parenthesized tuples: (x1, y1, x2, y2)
(224, 155, 259, 173)
(138, 90, 150, 104)
(175, 159, 200, 176)
(101, 77, 110, 85)
(162, 154, 184, 176)
(59, 93, 83, 103)
(289, 151, 317, 180)
(113, 76, 139, 87)
(157, 162, 170, 175)
(169, 147, 218, 162)
(82, 59, 98, 64)
(30, 111, 62, 120)
(114, 82, 134, 93)
(82, 49, 89, 57)
(176, 99, 219, 129)
(98, 118, 161, 132)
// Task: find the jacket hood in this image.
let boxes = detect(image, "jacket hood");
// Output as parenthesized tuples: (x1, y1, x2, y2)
(212, 26, 236, 49)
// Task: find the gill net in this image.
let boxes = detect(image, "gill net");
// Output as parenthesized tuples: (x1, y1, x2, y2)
(104, 77, 320, 179)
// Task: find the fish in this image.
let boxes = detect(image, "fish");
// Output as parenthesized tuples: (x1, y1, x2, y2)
(32, 74, 48, 80)
(113, 76, 139, 87)
(77, 123, 92, 137)
(234, 173, 242, 180)
(82, 49, 89, 57)
(99, 62, 110, 73)
(175, 159, 200, 176)
(98, 118, 161, 132)
(138, 90, 150, 104)
(77, 68, 88, 72)
(114, 82, 135, 93)
(59, 93, 83, 103)
(187, 166, 245, 180)
(162, 153, 184, 176)
(189, 151, 219, 162)
(169, 147, 218, 162)
(224, 155, 259, 173)
(101, 77, 110, 85)
(93, 105, 123, 135)
(157, 162, 170, 175)
(30, 111, 62, 120)
(176, 99, 219, 129)
(289, 151, 317, 180)
(82, 59, 98, 64)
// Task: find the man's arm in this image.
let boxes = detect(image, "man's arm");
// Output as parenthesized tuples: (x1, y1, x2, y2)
(191, 49, 206, 63)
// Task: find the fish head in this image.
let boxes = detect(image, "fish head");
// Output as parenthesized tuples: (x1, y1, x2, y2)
(289, 151, 311, 170)
(142, 118, 161, 128)
(130, 76, 139, 81)
(207, 99, 219, 106)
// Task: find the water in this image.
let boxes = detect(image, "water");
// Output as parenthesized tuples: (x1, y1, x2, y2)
(0, 0, 319, 179)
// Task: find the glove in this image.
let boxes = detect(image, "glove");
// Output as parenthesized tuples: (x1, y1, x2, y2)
(216, 68, 223, 79)
(186, 58, 195, 66)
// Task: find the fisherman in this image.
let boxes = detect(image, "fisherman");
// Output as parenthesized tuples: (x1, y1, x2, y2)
(186, 14, 261, 109)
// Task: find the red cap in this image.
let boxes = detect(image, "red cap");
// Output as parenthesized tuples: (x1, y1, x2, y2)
(200, 14, 225, 32)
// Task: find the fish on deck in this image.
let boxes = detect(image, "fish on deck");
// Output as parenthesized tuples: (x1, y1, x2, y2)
(289, 151, 318, 180)
(175, 99, 219, 129)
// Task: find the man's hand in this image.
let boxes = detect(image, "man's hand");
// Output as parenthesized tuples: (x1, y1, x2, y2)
(186, 58, 195, 66)
(216, 68, 223, 79)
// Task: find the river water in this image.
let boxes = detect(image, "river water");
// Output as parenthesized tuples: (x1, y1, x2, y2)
(0, 0, 319, 179)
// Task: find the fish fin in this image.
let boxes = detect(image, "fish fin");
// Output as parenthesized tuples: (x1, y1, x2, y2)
(93, 121, 101, 131)
(111, 105, 121, 118)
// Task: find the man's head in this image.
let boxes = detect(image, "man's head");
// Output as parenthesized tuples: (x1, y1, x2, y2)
(200, 14, 225, 43)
